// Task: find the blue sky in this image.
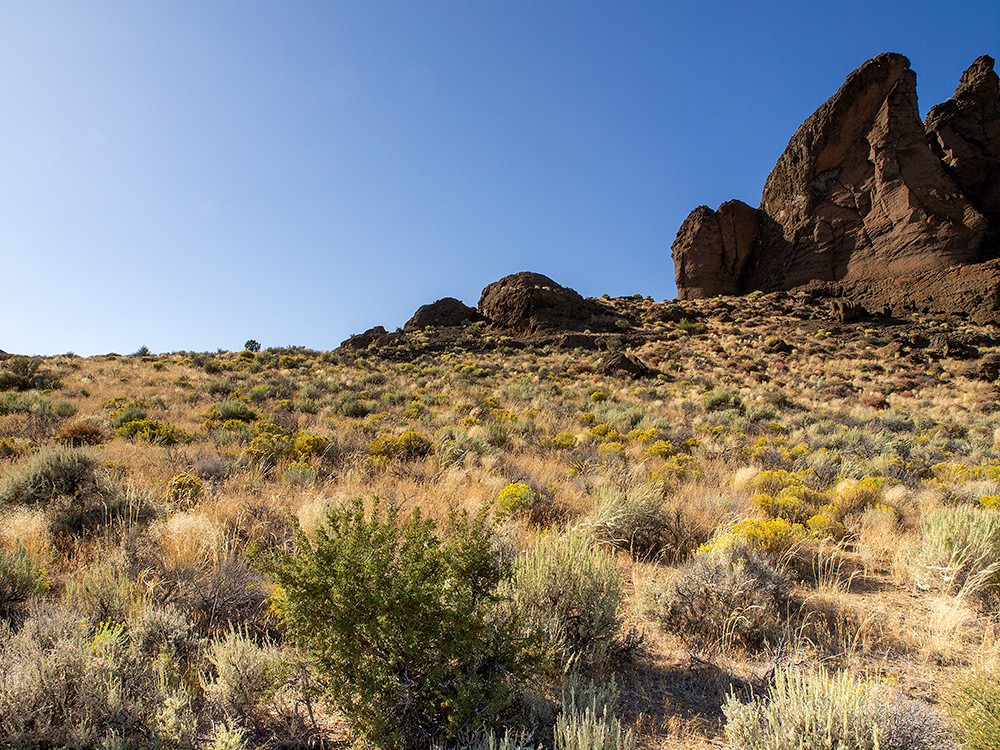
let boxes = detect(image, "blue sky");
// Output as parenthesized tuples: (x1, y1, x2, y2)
(1, 1, 997, 355)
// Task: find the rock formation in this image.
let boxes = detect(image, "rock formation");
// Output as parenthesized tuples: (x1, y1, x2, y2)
(925, 55, 1000, 260)
(672, 53, 1000, 322)
(403, 297, 479, 331)
(477, 271, 605, 333)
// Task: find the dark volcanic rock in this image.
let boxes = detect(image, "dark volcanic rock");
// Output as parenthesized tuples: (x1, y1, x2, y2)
(404, 297, 479, 331)
(925, 55, 1000, 260)
(673, 200, 759, 300)
(979, 354, 1000, 381)
(831, 300, 868, 322)
(753, 53, 985, 290)
(673, 53, 1000, 323)
(597, 351, 658, 379)
(478, 272, 603, 333)
(340, 326, 390, 350)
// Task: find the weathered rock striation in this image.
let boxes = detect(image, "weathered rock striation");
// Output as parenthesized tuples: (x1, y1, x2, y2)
(673, 53, 1000, 322)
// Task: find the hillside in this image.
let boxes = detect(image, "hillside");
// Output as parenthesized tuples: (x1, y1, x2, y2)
(0, 290, 998, 749)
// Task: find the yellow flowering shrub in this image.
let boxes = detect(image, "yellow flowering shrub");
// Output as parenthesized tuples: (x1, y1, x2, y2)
(642, 440, 676, 459)
(496, 483, 536, 517)
(165, 472, 203, 507)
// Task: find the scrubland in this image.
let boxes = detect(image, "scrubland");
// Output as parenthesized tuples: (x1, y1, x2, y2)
(1, 292, 999, 749)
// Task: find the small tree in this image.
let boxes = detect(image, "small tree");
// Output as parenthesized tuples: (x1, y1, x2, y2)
(256, 499, 535, 749)
(244, 339, 261, 353)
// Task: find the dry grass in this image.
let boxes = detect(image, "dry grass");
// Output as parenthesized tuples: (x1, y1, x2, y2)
(1, 301, 998, 747)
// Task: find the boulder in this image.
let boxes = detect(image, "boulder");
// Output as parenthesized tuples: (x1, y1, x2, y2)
(596, 351, 658, 379)
(830, 300, 867, 322)
(478, 272, 602, 332)
(404, 297, 479, 331)
(340, 326, 390, 350)
(979, 354, 1000, 381)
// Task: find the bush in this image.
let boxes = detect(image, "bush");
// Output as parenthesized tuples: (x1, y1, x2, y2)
(0, 545, 49, 614)
(115, 419, 187, 445)
(949, 668, 1000, 750)
(204, 400, 258, 426)
(504, 528, 628, 671)
(554, 677, 636, 750)
(110, 401, 148, 430)
(201, 626, 287, 729)
(0, 605, 157, 747)
(496, 483, 537, 517)
(0, 446, 103, 508)
(165, 473, 204, 508)
(586, 487, 701, 562)
(645, 542, 788, 652)
(917, 505, 1000, 596)
(0, 355, 60, 391)
(367, 429, 433, 461)
(257, 499, 535, 749)
(723, 665, 953, 750)
(57, 421, 105, 446)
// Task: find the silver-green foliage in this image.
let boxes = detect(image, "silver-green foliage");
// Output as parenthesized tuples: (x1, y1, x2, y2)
(723, 666, 954, 750)
(504, 528, 624, 671)
(201, 626, 288, 727)
(554, 676, 635, 750)
(918, 505, 1000, 595)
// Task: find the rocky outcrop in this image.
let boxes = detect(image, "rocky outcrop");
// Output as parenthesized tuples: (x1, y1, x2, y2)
(813, 257, 1000, 324)
(340, 326, 392, 350)
(478, 272, 604, 333)
(596, 351, 658, 379)
(925, 55, 1000, 260)
(403, 297, 479, 331)
(673, 53, 1000, 322)
(673, 200, 759, 300)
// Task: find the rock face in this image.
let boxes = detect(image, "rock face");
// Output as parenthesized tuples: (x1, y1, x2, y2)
(925, 55, 1000, 260)
(673, 53, 1000, 321)
(403, 297, 479, 331)
(478, 272, 602, 332)
(672, 200, 758, 299)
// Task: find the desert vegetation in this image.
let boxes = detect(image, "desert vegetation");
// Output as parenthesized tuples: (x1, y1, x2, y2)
(1, 292, 999, 748)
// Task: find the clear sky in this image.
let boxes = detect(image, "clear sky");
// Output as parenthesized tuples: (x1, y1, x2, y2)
(2, 1, 997, 355)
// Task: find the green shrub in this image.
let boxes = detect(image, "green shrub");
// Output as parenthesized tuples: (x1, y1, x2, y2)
(110, 401, 148, 430)
(949, 668, 1000, 750)
(555, 677, 636, 750)
(201, 627, 287, 729)
(204, 400, 258, 426)
(239, 424, 295, 469)
(0, 447, 103, 507)
(257, 499, 535, 749)
(115, 419, 187, 445)
(504, 528, 628, 671)
(367, 429, 433, 461)
(918, 505, 1000, 597)
(700, 388, 741, 413)
(723, 665, 953, 750)
(645, 542, 787, 652)
(280, 460, 317, 486)
(0, 545, 49, 614)
(0, 355, 61, 391)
